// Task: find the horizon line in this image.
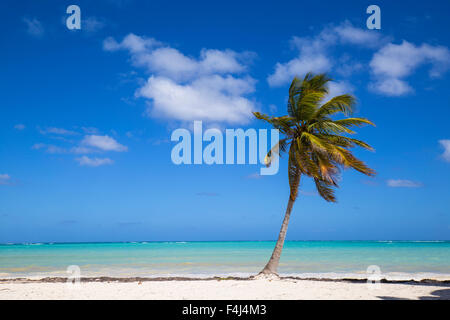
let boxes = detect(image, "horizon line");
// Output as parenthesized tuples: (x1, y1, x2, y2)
(1, 239, 449, 245)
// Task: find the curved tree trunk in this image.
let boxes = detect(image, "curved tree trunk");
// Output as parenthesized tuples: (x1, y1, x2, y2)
(258, 196, 296, 275)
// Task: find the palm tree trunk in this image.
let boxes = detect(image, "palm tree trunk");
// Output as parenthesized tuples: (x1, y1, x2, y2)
(259, 195, 296, 275)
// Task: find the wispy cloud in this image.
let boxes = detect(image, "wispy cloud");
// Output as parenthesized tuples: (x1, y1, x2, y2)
(267, 21, 386, 87)
(76, 156, 114, 167)
(333, 22, 384, 47)
(0, 174, 11, 185)
(39, 127, 78, 136)
(387, 179, 422, 188)
(32, 143, 94, 155)
(83, 16, 106, 33)
(23, 17, 44, 37)
(268, 104, 277, 113)
(324, 80, 354, 102)
(32, 143, 67, 154)
(34, 135, 127, 154)
(104, 33, 257, 124)
(369, 41, 450, 96)
(70, 146, 95, 154)
(335, 54, 363, 77)
(14, 124, 25, 130)
(267, 20, 449, 98)
(33, 127, 127, 166)
(81, 135, 128, 152)
(439, 140, 450, 162)
(148, 137, 169, 145)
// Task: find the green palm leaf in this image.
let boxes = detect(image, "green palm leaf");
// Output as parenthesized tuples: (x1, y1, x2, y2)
(314, 94, 356, 119)
(256, 72, 375, 202)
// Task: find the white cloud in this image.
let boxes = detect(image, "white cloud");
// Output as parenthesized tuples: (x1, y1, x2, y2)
(334, 22, 384, 47)
(33, 129, 127, 166)
(104, 34, 256, 124)
(369, 78, 413, 96)
(268, 55, 331, 87)
(33, 124, 128, 165)
(31, 143, 46, 150)
(370, 41, 450, 79)
(336, 62, 363, 77)
(14, 124, 25, 130)
(104, 33, 160, 53)
(105, 35, 247, 80)
(83, 17, 105, 33)
(0, 174, 11, 185)
(32, 143, 95, 155)
(81, 135, 128, 152)
(32, 143, 67, 154)
(76, 156, 113, 167)
(439, 140, 450, 162)
(268, 21, 384, 87)
(44, 145, 66, 154)
(324, 81, 354, 101)
(335, 54, 363, 77)
(387, 179, 422, 188)
(369, 41, 450, 96)
(138, 76, 255, 124)
(23, 17, 44, 37)
(70, 146, 95, 154)
(39, 127, 78, 135)
(267, 21, 449, 98)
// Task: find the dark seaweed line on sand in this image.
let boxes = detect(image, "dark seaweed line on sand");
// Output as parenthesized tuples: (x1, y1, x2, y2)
(0, 276, 449, 285)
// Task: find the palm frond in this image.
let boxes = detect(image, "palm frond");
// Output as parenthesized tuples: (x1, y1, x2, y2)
(314, 178, 337, 202)
(264, 138, 289, 167)
(295, 138, 320, 176)
(308, 121, 356, 135)
(332, 118, 375, 128)
(313, 152, 340, 185)
(331, 146, 376, 176)
(300, 132, 332, 153)
(288, 74, 332, 121)
(301, 72, 332, 93)
(322, 135, 374, 151)
(314, 94, 356, 119)
(296, 91, 326, 121)
(253, 112, 295, 135)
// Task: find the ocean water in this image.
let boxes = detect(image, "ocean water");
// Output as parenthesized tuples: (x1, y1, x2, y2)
(0, 241, 449, 280)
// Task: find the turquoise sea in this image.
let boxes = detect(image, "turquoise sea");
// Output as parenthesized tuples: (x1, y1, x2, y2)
(0, 241, 449, 280)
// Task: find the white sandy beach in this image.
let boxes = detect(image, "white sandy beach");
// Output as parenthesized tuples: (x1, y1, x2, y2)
(1, 279, 449, 300)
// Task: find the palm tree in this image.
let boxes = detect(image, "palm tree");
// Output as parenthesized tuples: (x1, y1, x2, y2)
(254, 73, 375, 276)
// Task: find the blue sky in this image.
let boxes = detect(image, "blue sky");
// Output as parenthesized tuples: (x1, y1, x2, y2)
(1, 0, 450, 242)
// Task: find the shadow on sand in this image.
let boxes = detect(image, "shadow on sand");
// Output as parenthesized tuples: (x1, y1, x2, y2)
(378, 287, 450, 300)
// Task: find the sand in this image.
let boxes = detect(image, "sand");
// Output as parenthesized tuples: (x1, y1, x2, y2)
(0, 279, 449, 300)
